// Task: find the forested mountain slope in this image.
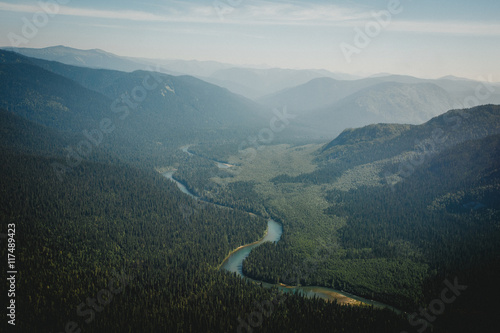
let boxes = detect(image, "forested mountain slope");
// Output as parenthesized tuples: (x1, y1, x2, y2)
(276, 105, 500, 185)
(0, 49, 271, 169)
(0, 137, 406, 333)
(0, 48, 409, 333)
(236, 105, 500, 332)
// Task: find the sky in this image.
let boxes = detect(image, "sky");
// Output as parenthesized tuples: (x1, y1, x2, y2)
(0, 0, 499, 80)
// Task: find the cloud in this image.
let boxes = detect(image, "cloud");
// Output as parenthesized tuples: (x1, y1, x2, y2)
(209, 1, 374, 26)
(1, 0, 499, 36)
(388, 20, 500, 36)
(0, 2, 169, 22)
(233, 2, 369, 22)
(0, 1, 369, 26)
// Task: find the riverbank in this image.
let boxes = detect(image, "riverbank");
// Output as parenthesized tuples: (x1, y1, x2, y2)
(218, 221, 271, 270)
(276, 284, 364, 306)
(162, 156, 403, 314)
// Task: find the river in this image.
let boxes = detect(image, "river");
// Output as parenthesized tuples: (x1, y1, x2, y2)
(163, 152, 402, 314)
(220, 219, 283, 276)
(181, 145, 234, 169)
(163, 171, 197, 199)
(219, 218, 401, 313)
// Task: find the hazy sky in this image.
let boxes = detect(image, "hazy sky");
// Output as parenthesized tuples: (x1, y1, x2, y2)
(1, 0, 499, 80)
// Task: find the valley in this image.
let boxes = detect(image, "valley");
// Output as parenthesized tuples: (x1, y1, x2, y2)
(166, 149, 401, 311)
(1, 46, 499, 333)
(168, 106, 500, 332)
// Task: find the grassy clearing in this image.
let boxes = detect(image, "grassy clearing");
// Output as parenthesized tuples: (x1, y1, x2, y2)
(226, 144, 320, 181)
(205, 143, 433, 308)
(212, 144, 346, 254)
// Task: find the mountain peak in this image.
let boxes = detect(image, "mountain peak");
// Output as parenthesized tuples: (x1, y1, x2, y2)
(438, 75, 473, 82)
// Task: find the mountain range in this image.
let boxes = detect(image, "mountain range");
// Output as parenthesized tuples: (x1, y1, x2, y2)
(260, 75, 500, 137)
(1, 46, 499, 333)
(5, 46, 500, 141)
(0, 48, 273, 173)
(3, 45, 357, 99)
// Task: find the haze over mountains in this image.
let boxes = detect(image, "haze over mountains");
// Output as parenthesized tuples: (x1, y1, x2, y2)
(1, 43, 500, 333)
(4, 46, 500, 141)
(3, 46, 357, 99)
(260, 75, 500, 136)
(0, 48, 274, 173)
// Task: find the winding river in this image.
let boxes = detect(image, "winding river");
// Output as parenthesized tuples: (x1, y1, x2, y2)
(218, 219, 402, 313)
(181, 145, 234, 169)
(220, 219, 283, 276)
(163, 171, 197, 199)
(163, 149, 403, 314)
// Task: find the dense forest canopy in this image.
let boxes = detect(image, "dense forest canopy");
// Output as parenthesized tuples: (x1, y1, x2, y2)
(1, 48, 499, 332)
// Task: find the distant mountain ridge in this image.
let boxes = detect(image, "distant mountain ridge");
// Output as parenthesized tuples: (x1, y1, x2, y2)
(2, 45, 358, 99)
(3, 45, 148, 73)
(304, 81, 457, 135)
(320, 104, 500, 163)
(0, 49, 269, 169)
(204, 67, 359, 99)
(4, 45, 500, 142)
(311, 105, 500, 187)
(260, 74, 500, 138)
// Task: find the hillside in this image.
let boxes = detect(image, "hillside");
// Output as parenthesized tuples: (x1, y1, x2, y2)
(2, 45, 499, 333)
(0, 58, 112, 131)
(0, 108, 71, 156)
(0, 49, 270, 169)
(21, 52, 269, 132)
(258, 74, 500, 138)
(226, 105, 500, 332)
(3, 45, 147, 72)
(0, 54, 407, 332)
(257, 77, 374, 112)
(3, 46, 360, 100)
(319, 104, 500, 172)
(308, 82, 456, 128)
(207, 67, 356, 99)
